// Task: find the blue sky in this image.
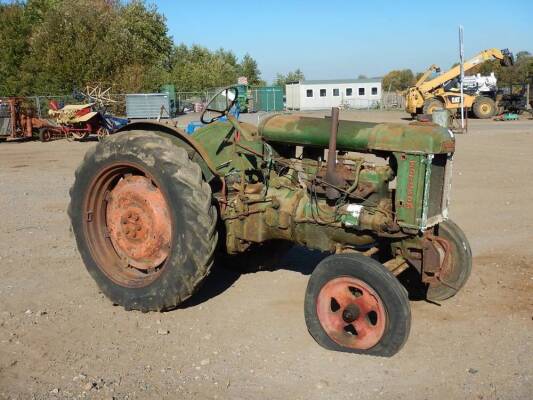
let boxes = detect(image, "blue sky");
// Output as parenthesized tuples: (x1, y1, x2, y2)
(153, 0, 532, 83)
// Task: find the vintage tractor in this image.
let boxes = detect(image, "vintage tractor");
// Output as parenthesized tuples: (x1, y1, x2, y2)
(69, 86, 471, 357)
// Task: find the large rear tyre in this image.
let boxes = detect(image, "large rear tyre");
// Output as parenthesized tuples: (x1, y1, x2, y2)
(68, 131, 218, 311)
(304, 253, 411, 357)
(473, 97, 496, 119)
(426, 219, 472, 301)
(422, 98, 444, 115)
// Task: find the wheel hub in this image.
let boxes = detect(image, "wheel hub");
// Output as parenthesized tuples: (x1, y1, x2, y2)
(342, 304, 360, 323)
(106, 175, 171, 270)
(316, 277, 386, 350)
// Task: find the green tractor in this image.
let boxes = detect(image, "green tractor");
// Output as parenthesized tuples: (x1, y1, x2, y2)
(69, 86, 471, 357)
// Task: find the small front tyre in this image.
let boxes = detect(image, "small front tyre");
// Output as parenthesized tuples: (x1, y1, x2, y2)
(426, 220, 472, 301)
(304, 253, 411, 357)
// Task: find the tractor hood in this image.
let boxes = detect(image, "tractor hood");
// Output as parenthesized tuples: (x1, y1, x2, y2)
(258, 114, 455, 154)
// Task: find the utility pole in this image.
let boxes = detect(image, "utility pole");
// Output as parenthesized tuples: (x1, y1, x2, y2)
(459, 25, 465, 130)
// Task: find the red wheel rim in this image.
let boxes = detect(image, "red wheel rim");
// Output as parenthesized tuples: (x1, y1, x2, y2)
(83, 163, 172, 288)
(106, 175, 171, 270)
(316, 277, 386, 350)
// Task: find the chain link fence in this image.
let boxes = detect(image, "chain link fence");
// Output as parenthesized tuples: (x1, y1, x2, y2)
(2, 89, 408, 119)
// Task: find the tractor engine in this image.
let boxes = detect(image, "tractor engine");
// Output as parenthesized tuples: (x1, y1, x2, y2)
(221, 109, 455, 255)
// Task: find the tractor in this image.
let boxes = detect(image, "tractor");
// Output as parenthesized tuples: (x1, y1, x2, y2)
(69, 86, 471, 357)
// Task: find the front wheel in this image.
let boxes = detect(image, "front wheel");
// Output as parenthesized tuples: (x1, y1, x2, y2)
(68, 131, 218, 311)
(422, 98, 444, 115)
(304, 253, 411, 357)
(426, 220, 472, 301)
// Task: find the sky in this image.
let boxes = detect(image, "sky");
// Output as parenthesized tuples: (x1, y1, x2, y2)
(153, 0, 532, 83)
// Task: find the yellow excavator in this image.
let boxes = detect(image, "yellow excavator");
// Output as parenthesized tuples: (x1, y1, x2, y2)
(405, 48, 514, 118)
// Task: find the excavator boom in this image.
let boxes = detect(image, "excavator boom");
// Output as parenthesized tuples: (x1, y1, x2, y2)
(417, 48, 513, 93)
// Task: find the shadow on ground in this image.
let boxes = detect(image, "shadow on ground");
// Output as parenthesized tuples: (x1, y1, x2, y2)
(180, 245, 329, 308)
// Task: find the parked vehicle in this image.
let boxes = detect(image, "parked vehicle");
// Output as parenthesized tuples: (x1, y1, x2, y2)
(69, 86, 471, 357)
(405, 48, 514, 119)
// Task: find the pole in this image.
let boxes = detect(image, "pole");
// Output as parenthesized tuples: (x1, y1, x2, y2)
(459, 25, 465, 130)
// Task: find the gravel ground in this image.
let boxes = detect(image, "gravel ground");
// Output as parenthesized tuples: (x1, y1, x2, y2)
(0, 111, 532, 399)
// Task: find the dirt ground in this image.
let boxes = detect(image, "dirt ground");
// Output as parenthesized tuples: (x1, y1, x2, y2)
(1, 111, 532, 400)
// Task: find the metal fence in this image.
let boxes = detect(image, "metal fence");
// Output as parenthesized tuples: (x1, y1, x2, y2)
(1, 89, 408, 119)
(380, 92, 405, 110)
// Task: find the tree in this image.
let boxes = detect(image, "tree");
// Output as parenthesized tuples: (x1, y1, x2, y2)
(516, 51, 531, 62)
(357, 74, 368, 79)
(239, 53, 261, 85)
(169, 44, 241, 91)
(0, 0, 263, 96)
(0, 2, 33, 95)
(382, 69, 415, 92)
(274, 69, 305, 92)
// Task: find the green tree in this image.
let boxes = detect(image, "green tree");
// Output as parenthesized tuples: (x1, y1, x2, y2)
(0, 0, 263, 96)
(382, 69, 415, 92)
(169, 44, 240, 91)
(274, 69, 305, 92)
(238, 53, 261, 85)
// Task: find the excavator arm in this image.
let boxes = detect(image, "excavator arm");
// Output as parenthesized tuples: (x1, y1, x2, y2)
(415, 64, 441, 87)
(417, 48, 513, 93)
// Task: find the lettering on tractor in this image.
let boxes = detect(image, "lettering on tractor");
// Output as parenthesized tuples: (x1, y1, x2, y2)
(69, 86, 472, 357)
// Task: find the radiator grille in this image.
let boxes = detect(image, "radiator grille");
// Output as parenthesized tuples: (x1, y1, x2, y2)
(427, 154, 447, 220)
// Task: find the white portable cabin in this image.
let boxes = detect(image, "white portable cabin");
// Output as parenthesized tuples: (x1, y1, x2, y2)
(285, 78, 382, 111)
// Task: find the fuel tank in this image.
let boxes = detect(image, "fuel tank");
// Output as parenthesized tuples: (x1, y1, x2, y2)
(258, 114, 455, 154)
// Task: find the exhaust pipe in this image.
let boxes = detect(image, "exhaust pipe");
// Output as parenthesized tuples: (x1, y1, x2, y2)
(325, 107, 346, 200)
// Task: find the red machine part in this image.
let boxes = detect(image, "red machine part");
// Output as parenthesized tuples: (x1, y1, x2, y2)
(105, 175, 171, 270)
(316, 277, 386, 350)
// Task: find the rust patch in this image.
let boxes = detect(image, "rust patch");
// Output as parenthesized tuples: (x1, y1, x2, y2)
(106, 175, 171, 270)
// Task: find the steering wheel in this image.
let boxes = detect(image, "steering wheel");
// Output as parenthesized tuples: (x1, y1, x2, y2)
(200, 86, 239, 124)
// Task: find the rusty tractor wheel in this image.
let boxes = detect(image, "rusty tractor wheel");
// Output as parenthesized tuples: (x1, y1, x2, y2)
(473, 97, 496, 119)
(304, 253, 410, 357)
(422, 98, 444, 115)
(68, 130, 218, 311)
(38, 128, 51, 142)
(426, 219, 472, 302)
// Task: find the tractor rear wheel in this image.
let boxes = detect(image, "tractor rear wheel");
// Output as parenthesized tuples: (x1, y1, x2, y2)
(473, 97, 496, 119)
(426, 220, 472, 301)
(68, 131, 218, 311)
(422, 98, 444, 115)
(304, 253, 411, 357)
